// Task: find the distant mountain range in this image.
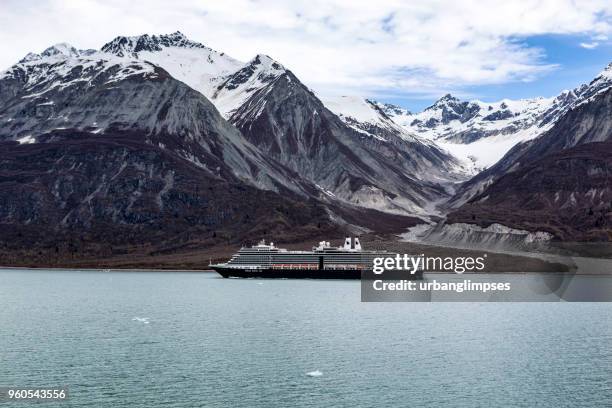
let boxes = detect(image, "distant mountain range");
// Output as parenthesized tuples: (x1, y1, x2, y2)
(329, 66, 612, 173)
(0, 31, 610, 255)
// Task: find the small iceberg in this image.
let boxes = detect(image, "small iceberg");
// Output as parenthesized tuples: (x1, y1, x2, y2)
(132, 317, 150, 324)
(306, 370, 323, 377)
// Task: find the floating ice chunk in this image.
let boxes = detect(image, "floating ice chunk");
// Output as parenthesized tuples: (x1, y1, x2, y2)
(132, 317, 150, 324)
(306, 370, 323, 377)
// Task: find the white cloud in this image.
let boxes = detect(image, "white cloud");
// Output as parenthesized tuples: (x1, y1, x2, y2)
(580, 42, 600, 49)
(0, 0, 611, 98)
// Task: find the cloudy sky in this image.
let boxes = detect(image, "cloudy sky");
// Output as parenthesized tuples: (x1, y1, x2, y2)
(2, 0, 611, 110)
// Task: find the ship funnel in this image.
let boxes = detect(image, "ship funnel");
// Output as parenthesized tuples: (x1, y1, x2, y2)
(354, 238, 362, 250)
(344, 237, 351, 249)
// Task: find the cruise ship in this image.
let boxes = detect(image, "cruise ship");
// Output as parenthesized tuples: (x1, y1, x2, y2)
(210, 237, 419, 279)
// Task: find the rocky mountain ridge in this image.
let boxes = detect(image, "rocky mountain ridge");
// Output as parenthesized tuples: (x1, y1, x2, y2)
(96, 31, 466, 217)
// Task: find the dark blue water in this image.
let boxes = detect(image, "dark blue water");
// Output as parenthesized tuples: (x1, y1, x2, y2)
(1, 269, 611, 407)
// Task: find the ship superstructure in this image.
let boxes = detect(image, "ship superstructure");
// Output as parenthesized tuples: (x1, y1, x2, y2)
(210, 237, 403, 279)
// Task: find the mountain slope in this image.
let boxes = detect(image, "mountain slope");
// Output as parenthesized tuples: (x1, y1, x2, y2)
(0, 132, 339, 257)
(220, 61, 466, 216)
(320, 95, 470, 182)
(447, 142, 612, 241)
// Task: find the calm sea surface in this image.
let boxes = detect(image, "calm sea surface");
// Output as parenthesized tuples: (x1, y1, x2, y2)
(1, 269, 611, 407)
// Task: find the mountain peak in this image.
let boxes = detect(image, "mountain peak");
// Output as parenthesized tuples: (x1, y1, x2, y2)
(43, 43, 79, 57)
(438, 93, 460, 103)
(168, 30, 187, 39)
(101, 31, 210, 57)
(250, 54, 285, 72)
(425, 93, 463, 111)
(19, 43, 82, 63)
(253, 53, 273, 62)
(595, 61, 612, 80)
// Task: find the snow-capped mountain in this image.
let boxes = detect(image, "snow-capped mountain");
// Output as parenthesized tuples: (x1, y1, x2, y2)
(0, 42, 316, 196)
(0, 43, 159, 132)
(383, 65, 612, 172)
(385, 94, 560, 171)
(0, 34, 443, 252)
(100, 33, 288, 120)
(0, 38, 357, 251)
(7, 31, 608, 225)
(101, 31, 243, 99)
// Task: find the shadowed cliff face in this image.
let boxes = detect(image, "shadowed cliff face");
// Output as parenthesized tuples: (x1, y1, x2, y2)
(448, 142, 612, 241)
(0, 132, 339, 251)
